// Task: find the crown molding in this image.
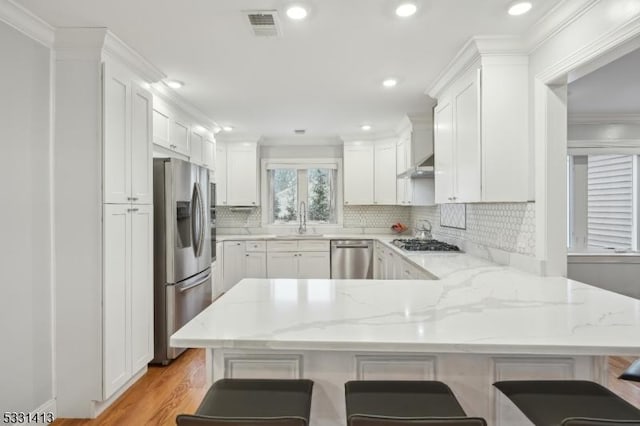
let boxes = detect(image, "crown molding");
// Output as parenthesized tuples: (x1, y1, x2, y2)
(339, 130, 397, 143)
(216, 134, 261, 144)
(103, 30, 165, 83)
(0, 0, 54, 47)
(150, 84, 217, 130)
(568, 113, 640, 124)
(525, 0, 600, 53)
(260, 136, 343, 146)
(426, 36, 526, 98)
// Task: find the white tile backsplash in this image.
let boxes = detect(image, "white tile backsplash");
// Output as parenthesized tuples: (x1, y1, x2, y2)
(343, 205, 411, 229)
(411, 202, 536, 257)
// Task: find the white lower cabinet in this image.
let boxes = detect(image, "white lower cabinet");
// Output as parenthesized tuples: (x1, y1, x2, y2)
(245, 252, 267, 278)
(266, 252, 298, 278)
(222, 241, 245, 292)
(298, 252, 330, 279)
(103, 204, 153, 399)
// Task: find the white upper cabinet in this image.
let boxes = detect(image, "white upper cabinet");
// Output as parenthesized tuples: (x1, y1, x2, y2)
(215, 142, 227, 204)
(103, 62, 152, 205)
(226, 142, 259, 206)
(203, 136, 215, 171)
(429, 38, 529, 203)
(170, 115, 190, 156)
(190, 130, 204, 165)
(343, 142, 374, 205)
(374, 140, 397, 205)
(152, 100, 171, 150)
(130, 85, 153, 205)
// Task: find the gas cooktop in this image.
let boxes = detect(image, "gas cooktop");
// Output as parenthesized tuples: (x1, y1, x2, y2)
(392, 239, 461, 252)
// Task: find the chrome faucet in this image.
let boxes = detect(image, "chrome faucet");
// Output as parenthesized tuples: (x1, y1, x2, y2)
(298, 201, 307, 234)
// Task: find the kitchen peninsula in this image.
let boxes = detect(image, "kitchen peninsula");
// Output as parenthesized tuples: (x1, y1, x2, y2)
(171, 246, 640, 426)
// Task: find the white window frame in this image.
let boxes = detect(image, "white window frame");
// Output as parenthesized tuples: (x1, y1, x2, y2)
(567, 141, 640, 252)
(260, 158, 344, 228)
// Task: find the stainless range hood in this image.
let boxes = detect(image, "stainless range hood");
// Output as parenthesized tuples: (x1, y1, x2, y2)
(395, 112, 435, 179)
(397, 155, 434, 178)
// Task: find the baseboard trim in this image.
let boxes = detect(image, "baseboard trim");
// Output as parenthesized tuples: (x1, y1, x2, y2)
(92, 366, 148, 418)
(31, 398, 57, 425)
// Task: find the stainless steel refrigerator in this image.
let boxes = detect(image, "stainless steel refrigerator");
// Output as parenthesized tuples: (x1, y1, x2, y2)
(152, 158, 212, 364)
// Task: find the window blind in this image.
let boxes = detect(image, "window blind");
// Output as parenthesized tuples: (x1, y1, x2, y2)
(587, 154, 634, 249)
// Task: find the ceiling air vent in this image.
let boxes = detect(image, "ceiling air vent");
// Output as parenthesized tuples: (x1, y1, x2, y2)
(294, 129, 306, 135)
(244, 10, 282, 37)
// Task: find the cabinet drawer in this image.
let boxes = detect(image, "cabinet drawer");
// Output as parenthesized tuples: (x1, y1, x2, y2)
(267, 241, 299, 252)
(298, 240, 329, 252)
(245, 241, 266, 252)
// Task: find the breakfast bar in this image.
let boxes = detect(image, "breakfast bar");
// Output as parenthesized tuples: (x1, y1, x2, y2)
(171, 253, 640, 426)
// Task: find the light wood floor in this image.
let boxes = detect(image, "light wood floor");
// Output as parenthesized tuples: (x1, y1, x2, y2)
(53, 351, 640, 425)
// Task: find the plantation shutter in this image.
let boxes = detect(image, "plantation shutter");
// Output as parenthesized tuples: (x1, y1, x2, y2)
(587, 155, 634, 249)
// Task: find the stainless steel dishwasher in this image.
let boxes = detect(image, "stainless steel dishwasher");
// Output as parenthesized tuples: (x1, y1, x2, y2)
(330, 240, 373, 279)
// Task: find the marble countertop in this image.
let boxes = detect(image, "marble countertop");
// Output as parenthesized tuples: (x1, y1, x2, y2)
(171, 256, 640, 355)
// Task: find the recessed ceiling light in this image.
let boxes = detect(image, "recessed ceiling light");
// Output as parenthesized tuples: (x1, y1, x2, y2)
(213, 126, 222, 134)
(165, 80, 184, 89)
(395, 2, 417, 17)
(382, 78, 398, 88)
(223, 126, 233, 132)
(361, 125, 372, 131)
(286, 5, 308, 20)
(508, 1, 533, 15)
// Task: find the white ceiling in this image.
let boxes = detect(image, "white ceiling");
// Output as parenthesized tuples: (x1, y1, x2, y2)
(569, 47, 640, 116)
(18, 0, 558, 139)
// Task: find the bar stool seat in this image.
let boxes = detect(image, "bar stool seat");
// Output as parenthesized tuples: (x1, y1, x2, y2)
(176, 379, 314, 426)
(345, 381, 487, 425)
(493, 380, 640, 426)
(620, 359, 640, 383)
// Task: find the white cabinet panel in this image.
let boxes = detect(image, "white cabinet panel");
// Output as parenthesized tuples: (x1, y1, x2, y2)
(130, 85, 153, 205)
(297, 240, 329, 252)
(374, 140, 397, 204)
(453, 71, 482, 203)
(344, 144, 374, 205)
(245, 240, 267, 252)
(103, 204, 130, 398)
(223, 241, 245, 292)
(190, 131, 204, 165)
(245, 252, 266, 278)
(226, 143, 258, 206)
(103, 64, 131, 205)
(203, 138, 215, 171)
(130, 205, 153, 372)
(434, 100, 455, 204)
(298, 252, 330, 279)
(215, 142, 227, 203)
(152, 107, 171, 149)
(171, 118, 190, 156)
(267, 252, 298, 278)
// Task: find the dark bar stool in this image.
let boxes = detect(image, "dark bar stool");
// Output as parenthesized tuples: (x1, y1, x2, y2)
(344, 380, 487, 425)
(493, 380, 640, 426)
(176, 379, 314, 426)
(620, 359, 640, 383)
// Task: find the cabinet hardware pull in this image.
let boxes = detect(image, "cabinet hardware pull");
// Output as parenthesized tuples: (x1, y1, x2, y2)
(127, 208, 139, 212)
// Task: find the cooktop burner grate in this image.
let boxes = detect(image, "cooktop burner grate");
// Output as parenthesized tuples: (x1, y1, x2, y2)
(392, 239, 460, 252)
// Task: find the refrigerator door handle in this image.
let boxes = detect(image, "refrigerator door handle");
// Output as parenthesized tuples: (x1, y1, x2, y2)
(191, 183, 200, 257)
(194, 182, 205, 258)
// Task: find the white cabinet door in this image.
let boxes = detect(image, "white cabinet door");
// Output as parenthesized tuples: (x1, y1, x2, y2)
(130, 205, 153, 373)
(190, 130, 204, 165)
(213, 242, 224, 299)
(152, 105, 171, 150)
(216, 142, 227, 203)
(266, 252, 298, 278)
(103, 204, 131, 398)
(396, 138, 409, 205)
(203, 138, 215, 171)
(434, 100, 455, 204)
(374, 140, 397, 205)
(171, 117, 190, 156)
(384, 250, 400, 280)
(245, 252, 266, 278)
(130, 85, 153, 205)
(103, 63, 131, 204)
(222, 241, 245, 292)
(344, 143, 374, 205)
(227, 143, 258, 206)
(298, 252, 330, 279)
(453, 69, 482, 203)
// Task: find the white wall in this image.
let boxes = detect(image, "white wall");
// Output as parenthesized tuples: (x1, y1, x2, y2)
(260, 144, 342, 159)
(0, 20, 53, 413)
